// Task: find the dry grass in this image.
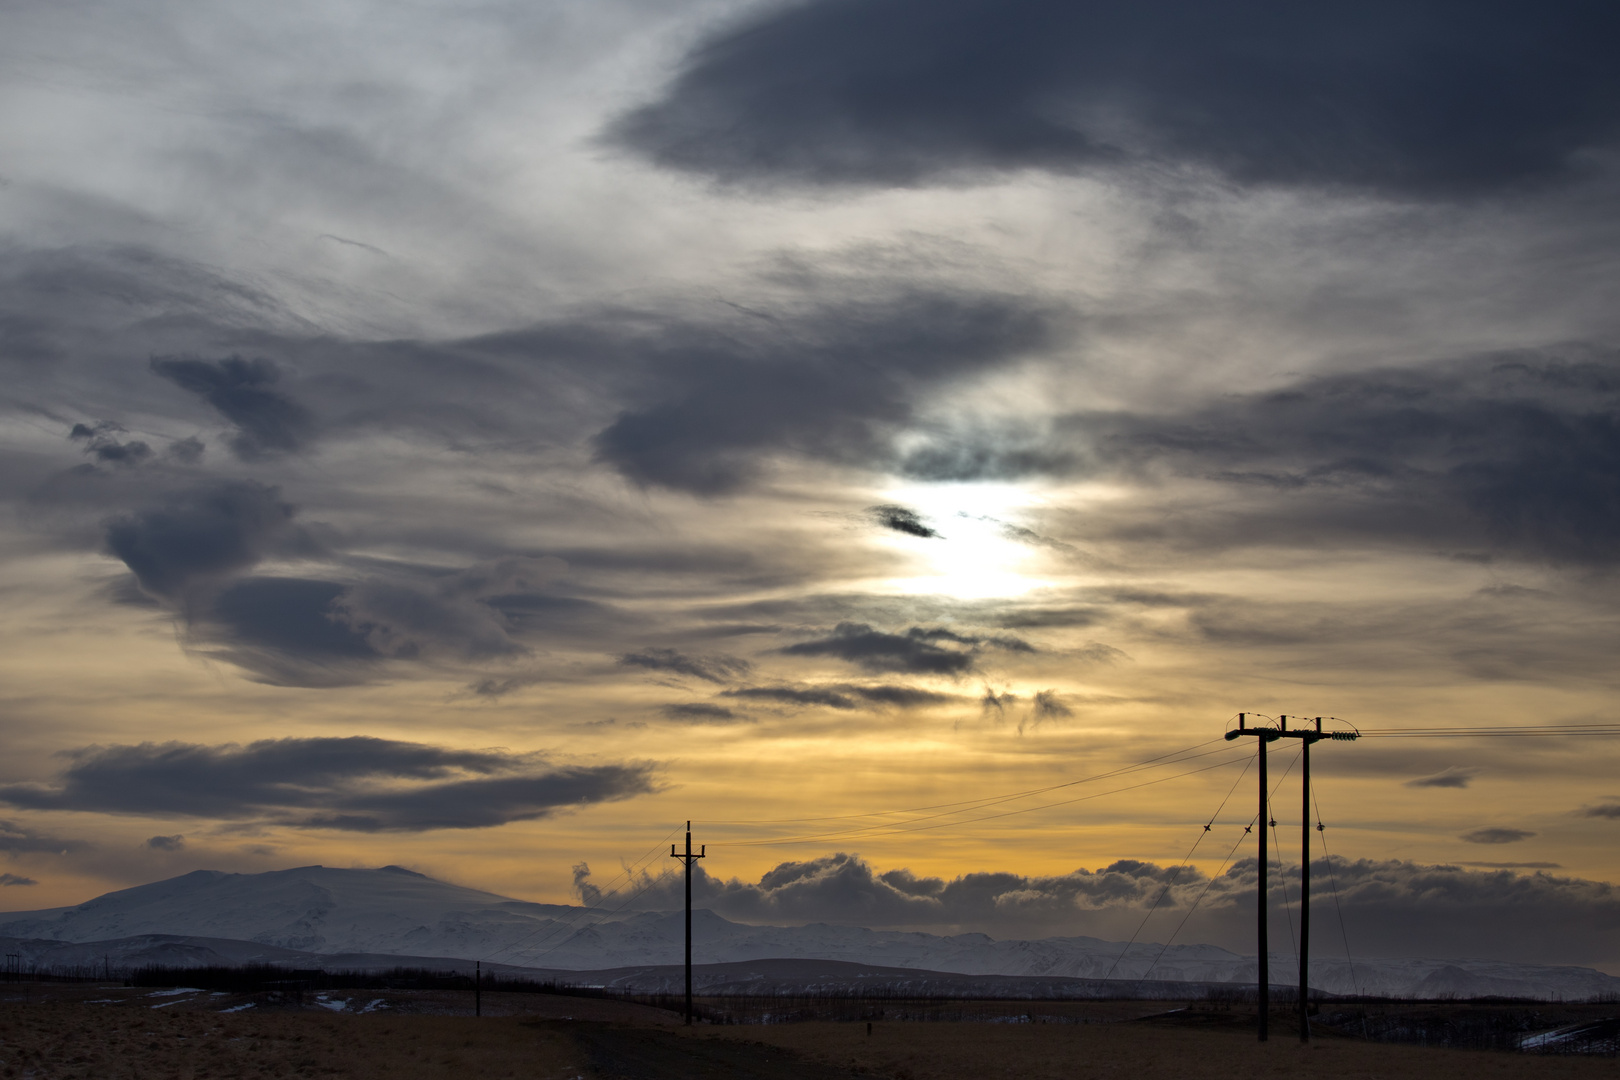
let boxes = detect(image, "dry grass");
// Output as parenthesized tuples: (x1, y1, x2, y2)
(0, 1005, 588, 1080)
(693, 1017, 1620, 1080)
(2, 983, 1616, 1079)
(0, 984, 647, 1080)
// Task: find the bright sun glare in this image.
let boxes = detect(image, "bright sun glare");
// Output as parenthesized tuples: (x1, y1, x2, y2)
(875, 482, 1053, 600)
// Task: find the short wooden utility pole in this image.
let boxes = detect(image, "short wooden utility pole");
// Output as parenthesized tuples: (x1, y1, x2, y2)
(670, 821, 705, 1026)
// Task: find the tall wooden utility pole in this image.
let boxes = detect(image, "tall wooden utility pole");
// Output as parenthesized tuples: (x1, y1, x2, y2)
(670, 821, 705, 1026)
(1226, 713, 1357, 1042)
(1228, 713, 1278, 1039)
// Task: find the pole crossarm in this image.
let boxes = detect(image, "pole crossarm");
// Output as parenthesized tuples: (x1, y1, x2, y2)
(1224, 716, 1360, 744)
(1222, 714, 1357, 1043)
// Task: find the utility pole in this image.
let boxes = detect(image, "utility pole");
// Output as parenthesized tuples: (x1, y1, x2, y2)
(1228, 714, 1278, 1039)
(1226, 713, 1357, 1043)
(670, 821, 705, 1026)
(1300, 726, 1310, 1040)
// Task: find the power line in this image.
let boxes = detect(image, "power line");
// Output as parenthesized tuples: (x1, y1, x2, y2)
(1358, 724, 1620, 738)
(1102, 749, 1256, 981)
(703, 737, 1231, 829)
(1312, 786, 1361, 998)
(713, 745, 1256, 848)
(1137, 744, 1306, 987)
(1270, 815, 1298, 969)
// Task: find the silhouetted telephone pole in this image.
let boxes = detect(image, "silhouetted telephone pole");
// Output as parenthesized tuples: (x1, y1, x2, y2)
(670, 821, 705, 1026)
(1226, 713, 1356, 1042)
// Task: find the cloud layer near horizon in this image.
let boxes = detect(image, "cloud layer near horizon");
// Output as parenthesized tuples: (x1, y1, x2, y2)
(575, 850, 1620, 967)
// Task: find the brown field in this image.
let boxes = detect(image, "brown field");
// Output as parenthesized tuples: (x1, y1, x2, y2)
(0, 982, 1614, 1079)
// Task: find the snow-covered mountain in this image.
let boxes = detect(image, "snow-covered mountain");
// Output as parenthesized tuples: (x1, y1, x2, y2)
(0, 865, 574, 957)
(3, 865, 1616, 1000)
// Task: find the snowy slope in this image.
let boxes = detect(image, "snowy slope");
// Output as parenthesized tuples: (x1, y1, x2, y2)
(3, 865, 1617, 999)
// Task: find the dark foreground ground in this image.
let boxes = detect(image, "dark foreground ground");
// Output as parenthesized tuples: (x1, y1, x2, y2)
(1, 982, 1616, 1079)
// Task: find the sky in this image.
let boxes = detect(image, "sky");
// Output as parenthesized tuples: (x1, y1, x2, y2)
(3, 0, 1620, 969)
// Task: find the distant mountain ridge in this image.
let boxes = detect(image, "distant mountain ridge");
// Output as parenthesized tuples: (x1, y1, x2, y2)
(3, 864, 1616, 1000)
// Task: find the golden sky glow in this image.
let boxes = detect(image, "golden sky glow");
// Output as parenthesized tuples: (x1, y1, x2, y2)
(3, 0, 1620, 973)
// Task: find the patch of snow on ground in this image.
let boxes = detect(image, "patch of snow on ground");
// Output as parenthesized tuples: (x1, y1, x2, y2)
(314, 995, 347, 1012)
(146, 988, 203, 997)
(358, 999, 387, 1013)
(219, 1003, 255, 1013)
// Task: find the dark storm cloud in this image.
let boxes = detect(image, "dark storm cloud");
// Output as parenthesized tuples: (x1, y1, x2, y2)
(1406, 767, 1482, 789)
(619, 648, 752, 684)
(869, 505, 940, 539)
(165, 436, 206, 464)
(722, 682, 957, 711)
(0, 820, 86, 855)
(0, 874, 37, 887)
(322, 557, 571, 665)
(908, 351, 1620, 565)
(779, 622, 1033, 674)
(0, 738, 657, 832)
(149, 356, 315, 460)
(1578, 801, 1620, 819)
(591, 290, 1060, 493)
(660, 703, 744, 722)
(4, 242, 1067, 500)
(841, 684, 956, 708)
(177, 554, 606, 689)
(69, 422, 152, 466)
(1461, 827, 1536, 845)
(994, 607, 1102, 629)
(725, 685, 860, 709)
(612, 0, 1620, 197)
(980, 688, 1014, 718)
(781, 622, 977, 674)
(104, 481, 304, 600)
(887, 437, 1081, 485)
(200, 576, 380, 684)
(1030, 689, 1072, 721)
(145, 834, 185, 851)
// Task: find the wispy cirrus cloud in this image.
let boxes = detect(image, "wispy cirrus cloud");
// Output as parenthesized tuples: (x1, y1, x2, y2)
(722, 682, 959, 711)
(1408, 767, 1483, 789)
(620, 648, 752, 684)
(1460, 827, 1536, 845)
